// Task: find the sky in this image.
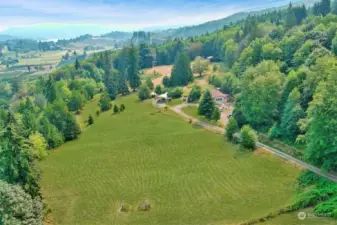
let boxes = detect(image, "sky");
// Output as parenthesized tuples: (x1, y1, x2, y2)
(0, 0, 296, 33)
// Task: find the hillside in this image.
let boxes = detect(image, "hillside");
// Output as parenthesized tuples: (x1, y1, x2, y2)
(40, 94, 300, 225)
(155, 0, 320, 38)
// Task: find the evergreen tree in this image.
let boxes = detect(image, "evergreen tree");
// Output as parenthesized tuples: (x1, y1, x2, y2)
(170, 52, 193, 86)
(1, 113, 40, 197)
(294, 5, 307, 25)
(139, 43, 154, 69)
(118, 70, 129, 95)
(285, 3, 297, 29)
(162, 76, 171, 87)
(332, 0, 337, 14)
(38, 117, 64, 148)
(226, 117, 239, 141)
(212, 107, 221, 121)
(104, 69, 119, 100)
(127, 45, 140, 91)
(44, 76, 57, 103)
(198, 90, 215, 120)
(75, 59, 80, 70)
(321, 0, 331, 16)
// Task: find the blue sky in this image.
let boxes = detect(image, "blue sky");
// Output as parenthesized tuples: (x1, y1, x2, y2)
(0, 0, 295, 32)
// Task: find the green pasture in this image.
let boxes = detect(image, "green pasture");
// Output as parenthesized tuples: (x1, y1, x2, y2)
(40, 94, 300, 225)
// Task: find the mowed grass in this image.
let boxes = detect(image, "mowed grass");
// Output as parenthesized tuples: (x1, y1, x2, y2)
(40, 94, 300, 225)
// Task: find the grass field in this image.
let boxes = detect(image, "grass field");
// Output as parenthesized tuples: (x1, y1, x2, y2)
(18, 50, 67, 66)
(40, 94, 301, 225)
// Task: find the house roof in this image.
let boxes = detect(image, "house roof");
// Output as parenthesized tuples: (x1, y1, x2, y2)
(210, 90, 228, 99)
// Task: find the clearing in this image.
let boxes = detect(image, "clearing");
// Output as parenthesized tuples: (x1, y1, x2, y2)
(143, 65, 173, 86)
(41, 94, 301, 225)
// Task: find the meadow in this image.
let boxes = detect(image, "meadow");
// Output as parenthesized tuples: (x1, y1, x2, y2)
(40, 94, 301, 225)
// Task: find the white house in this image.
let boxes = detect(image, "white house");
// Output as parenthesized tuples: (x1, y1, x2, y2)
(210, 90, 229, 105)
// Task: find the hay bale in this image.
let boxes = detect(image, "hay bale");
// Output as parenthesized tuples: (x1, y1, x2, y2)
(137, 202, 151, 211)
(120, 203, 131, 212)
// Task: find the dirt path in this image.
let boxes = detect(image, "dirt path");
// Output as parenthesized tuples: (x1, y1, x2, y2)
(170, 103, 337, 184)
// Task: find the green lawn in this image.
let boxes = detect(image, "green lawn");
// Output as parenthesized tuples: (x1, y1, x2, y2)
(166, 98, 183, 107)
(40, 94, 300, 225)
(181, 105, 224, 127)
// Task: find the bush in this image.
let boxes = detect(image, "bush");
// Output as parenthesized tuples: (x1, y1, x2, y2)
(98, 93, 112, 112)
(120, 104, 125, 112)
(240, 125, 257, 150)
(113, 104, 119, 114)
(88, 114, 94, 125)
(208, 75, 222, 88)
(187, 85, 201, 103)
(96, 109, 100, 116)
(168, 87, 183, 99)
(162, 76, 171, 87)
(145, 77, 154, 90)
(138, 85, 151, 101)
(154, 85, 163, 95)
(226, 117, 239, 141)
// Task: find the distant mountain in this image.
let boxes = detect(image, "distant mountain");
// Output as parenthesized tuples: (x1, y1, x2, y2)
(100, 31, 132, 40)
(155, 0, 320, 38)
(0, 35, 18, 42)
(0, 24, 117, 41)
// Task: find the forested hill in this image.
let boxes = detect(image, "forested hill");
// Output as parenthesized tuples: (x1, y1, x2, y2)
(156, 0, 320, 38)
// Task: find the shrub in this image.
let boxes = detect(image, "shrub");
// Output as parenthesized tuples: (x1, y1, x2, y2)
(88, 114, 94, 125)
(99, 93, 112, 112)
(226, 117, 239, 141)
(113, 105, 119, 114)
(168, 87, 183, 99)
(154, 85, 163, 95)
(240, 125, 257, 150)
(187, 85, 201, 103)
(138, 85, 151, 101)
(145, 77, 154, 90)
(162, 76, 171, 87)
(120, 104, 125, 112)
(96, 109, 100, 116)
